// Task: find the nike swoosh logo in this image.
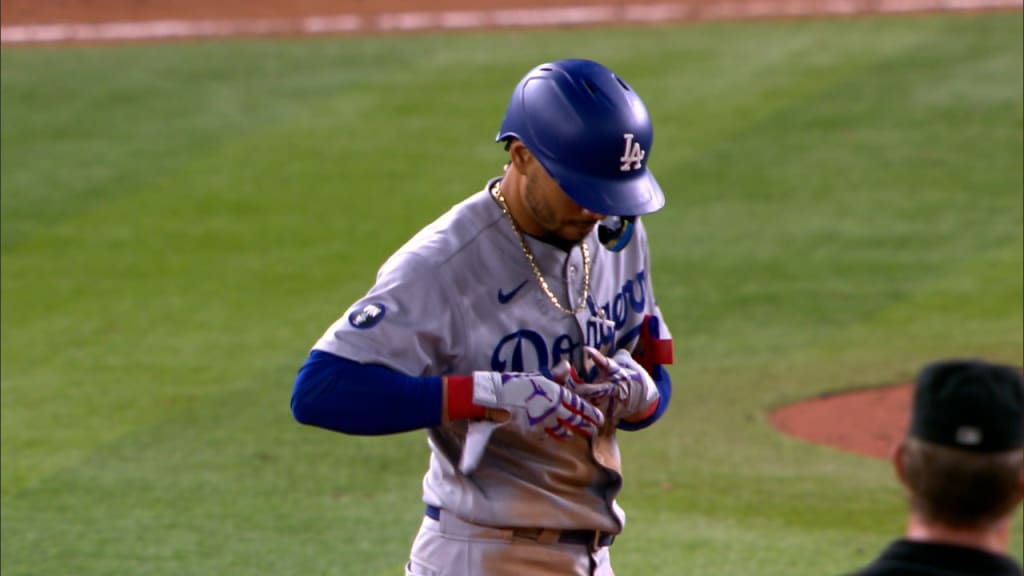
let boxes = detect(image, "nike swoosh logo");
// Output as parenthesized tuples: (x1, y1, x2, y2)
(497, 280, 529, 304)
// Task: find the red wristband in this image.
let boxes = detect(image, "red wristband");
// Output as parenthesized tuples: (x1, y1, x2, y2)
(444, 375, 486, 422)
(623, 398, 660, 424)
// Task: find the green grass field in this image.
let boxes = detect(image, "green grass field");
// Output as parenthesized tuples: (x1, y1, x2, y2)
(2, 11, 1022, 576)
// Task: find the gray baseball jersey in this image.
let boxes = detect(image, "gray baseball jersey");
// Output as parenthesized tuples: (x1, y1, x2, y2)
(314, 178, 671, 533)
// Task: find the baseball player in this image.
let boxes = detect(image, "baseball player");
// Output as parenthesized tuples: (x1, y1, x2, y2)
(291, 59, 675, 576)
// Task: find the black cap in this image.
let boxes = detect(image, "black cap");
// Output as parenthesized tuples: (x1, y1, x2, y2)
(910, 359, 1024, 452)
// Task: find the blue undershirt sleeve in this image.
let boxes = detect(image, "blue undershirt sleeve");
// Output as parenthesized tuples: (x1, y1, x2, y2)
(291, 349, 443, 435)
(617, 364, 671, 431)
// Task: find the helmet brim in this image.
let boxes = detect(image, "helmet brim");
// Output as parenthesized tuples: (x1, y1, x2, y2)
(553, 166, 665, 217)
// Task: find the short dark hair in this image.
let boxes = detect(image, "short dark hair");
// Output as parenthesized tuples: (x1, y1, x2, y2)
(901, 437, 1023, 528)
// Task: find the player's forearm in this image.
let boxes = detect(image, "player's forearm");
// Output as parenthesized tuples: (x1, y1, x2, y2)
(291, 350, 446, 435)
(617, 364, 671, 431)
(291, 350, 489, 435)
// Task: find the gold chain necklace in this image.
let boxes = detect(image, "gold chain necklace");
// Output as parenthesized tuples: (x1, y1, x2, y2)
(491, 180, 591, 315)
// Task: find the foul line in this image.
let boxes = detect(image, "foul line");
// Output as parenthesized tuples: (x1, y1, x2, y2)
(2, 0, 1021, 45)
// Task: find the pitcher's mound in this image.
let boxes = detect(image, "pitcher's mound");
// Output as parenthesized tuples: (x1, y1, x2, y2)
(769, 384, 912, 460)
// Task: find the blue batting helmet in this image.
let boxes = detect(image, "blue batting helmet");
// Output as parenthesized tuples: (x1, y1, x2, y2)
(497, 59, 664, 216)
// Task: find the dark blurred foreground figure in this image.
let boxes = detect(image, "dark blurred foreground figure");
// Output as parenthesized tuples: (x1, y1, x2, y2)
(852, 359, 1024, 576)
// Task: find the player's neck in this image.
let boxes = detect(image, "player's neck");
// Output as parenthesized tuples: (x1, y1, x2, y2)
(905, 511, 1012, 555)
(495, 175, 539, 236)
(495, 172, 581, 252)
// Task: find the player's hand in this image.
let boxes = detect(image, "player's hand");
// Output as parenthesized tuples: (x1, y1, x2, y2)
(575, 347, 659, 423)
(472, 371, 605, 440)
(458, 372, 604, 475)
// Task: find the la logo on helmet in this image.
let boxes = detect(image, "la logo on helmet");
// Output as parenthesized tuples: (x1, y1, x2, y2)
(619, 133, 646, 172)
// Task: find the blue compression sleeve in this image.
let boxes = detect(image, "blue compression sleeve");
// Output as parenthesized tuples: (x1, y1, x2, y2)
(291, 350, 443, 435)
(617, 364, 671, 431)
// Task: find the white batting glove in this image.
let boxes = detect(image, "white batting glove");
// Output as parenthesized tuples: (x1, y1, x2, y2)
(458, 372, 605, 475)
(576, 347, 659, 423)
(473, 371, 605, 439)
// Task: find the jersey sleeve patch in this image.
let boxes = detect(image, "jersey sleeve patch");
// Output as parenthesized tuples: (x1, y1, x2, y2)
(348, 303, 387, 329)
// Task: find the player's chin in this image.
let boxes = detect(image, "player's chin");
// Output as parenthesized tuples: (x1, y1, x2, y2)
(561, 222, 597, 242)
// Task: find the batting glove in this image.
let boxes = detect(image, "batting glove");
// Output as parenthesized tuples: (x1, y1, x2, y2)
(575, 347, 659, 423)
(472, 372, 605, 439)
(457, 372, 605, 475)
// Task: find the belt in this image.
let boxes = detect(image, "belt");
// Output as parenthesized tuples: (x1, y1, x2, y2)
(424, 505, 615, 549)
